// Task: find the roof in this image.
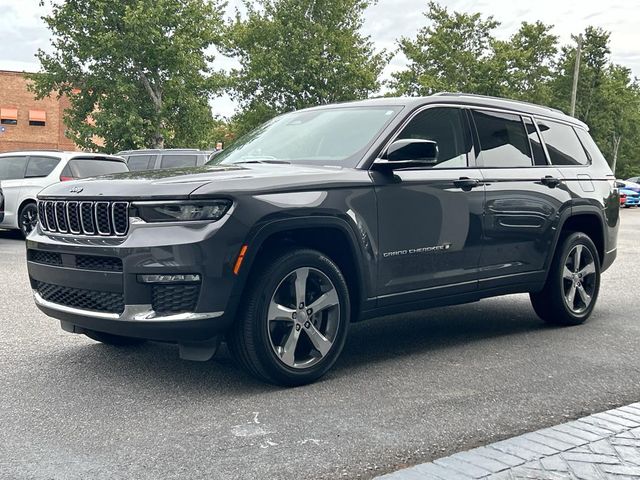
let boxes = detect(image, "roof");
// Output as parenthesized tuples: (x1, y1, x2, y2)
(0, 150, 125, 161)
(310, 93, 587, 129)
(117, 148, 202, 155)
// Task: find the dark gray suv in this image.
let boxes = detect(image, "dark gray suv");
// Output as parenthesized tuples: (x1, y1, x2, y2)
(26, 94, 619, 386)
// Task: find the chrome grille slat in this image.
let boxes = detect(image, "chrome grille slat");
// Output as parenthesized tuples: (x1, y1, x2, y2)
(54, 202, 68, 233)
(80, 201, 95, 235)
(38, 200, 129, 237)
(95, 202, 112, 236)
(37, 202, 48, 231)
(67, 202, 81, 234)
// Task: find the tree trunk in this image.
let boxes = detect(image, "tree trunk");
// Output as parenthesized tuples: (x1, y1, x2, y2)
(612, 133, 622, 175)
(138, 68, 164, 148)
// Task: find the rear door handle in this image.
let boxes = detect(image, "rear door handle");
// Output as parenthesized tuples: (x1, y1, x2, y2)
(453, 177, 482, 190)
(540, 175, 562, 188)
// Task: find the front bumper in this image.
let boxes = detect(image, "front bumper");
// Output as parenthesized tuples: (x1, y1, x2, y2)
(26, 218, 242, 342)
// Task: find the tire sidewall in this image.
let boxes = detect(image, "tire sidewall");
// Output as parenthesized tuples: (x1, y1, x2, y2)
(555, 232, 601, 322)
(19, 202, 37, 238)
(249, 250, 350, 385)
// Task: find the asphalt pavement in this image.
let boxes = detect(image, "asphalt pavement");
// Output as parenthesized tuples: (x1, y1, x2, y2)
(1, 210, 639, 480)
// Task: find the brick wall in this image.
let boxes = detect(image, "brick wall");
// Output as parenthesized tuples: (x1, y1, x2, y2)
(0, 70, 79, 153)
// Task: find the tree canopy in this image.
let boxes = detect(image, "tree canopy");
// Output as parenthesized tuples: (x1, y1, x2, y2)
(31, 0, 640, 176)
(390, 3, 640, 177)
(31, 0, 225, 152)
(220, 0, 387, 135)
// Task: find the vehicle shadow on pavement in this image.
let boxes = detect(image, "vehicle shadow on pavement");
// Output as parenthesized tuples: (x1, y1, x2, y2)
(36, 295, 550, 393)
(0, 229, 24, 240)
(338, 296, 548, 369)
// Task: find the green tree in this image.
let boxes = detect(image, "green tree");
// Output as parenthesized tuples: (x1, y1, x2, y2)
(491, 21, 558, 104)
(390, 1, 499, 96)
(550, 27, 640, 175)
(221, 0, 387, 135)
(31, 0, 225, 152)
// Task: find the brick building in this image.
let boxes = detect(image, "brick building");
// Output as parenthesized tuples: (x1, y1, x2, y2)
(0, 70, 78, 153)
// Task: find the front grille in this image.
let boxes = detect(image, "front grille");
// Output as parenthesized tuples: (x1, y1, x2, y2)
(38, 200, 129, 237)
(76, 255, 123, 272)
(29, 250, 62, 266)
(152, 284, 200, 315)
(36, 281, 124, 314)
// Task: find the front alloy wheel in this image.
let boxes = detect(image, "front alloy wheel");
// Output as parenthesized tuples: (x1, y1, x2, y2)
(228, 248, 350, 386)
(267, 267, 341, 369)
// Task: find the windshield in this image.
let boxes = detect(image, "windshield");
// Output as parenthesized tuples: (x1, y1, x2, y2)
(209, 106, 403, 167)
(65, 159, 129, 178)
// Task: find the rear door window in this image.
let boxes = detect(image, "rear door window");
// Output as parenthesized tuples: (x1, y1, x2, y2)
(160, 154, 198, 169)
(25, 156, 61, 178)
(472, 110, 532, 167)
(127, 155, 155, 171)
(62, 159, 129, 179)
(0, 156, 27, 180)
(536, 119, 590, 166)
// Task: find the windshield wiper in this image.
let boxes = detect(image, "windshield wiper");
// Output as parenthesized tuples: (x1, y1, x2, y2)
(232, 159, 291, 165)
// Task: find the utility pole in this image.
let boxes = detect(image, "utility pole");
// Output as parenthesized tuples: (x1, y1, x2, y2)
(570, 34, 583, 117)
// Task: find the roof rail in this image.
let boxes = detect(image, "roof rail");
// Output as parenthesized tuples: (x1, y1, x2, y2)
(432, 92, 565, 115)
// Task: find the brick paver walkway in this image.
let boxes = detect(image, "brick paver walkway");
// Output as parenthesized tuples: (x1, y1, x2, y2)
(377, 403, 640, 479)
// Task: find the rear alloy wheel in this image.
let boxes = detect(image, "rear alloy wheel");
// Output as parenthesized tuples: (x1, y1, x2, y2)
(228, 249, 350, 386)
(531, 232, 600, 326)
(19, 202, 38, 238)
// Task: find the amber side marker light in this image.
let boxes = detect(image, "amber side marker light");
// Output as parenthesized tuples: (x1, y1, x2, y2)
(234, 245, 248, 275)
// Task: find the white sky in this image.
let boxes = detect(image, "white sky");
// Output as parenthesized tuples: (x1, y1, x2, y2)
(1, 0, 638, 117)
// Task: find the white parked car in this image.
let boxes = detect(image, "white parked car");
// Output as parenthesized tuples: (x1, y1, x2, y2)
(0, 151, 128, 237)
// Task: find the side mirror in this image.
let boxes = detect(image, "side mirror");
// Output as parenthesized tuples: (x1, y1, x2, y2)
(374, 139, 438, 170)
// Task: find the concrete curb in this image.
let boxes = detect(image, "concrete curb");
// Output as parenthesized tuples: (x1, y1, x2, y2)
(376, 403, 640, 479)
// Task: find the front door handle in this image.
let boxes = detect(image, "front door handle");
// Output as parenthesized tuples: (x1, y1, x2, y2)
(453, 177, 481, 190)
(541, 175, 562, 188)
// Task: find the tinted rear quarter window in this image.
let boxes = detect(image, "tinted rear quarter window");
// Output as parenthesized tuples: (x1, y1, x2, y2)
(575, 128, 608, 167)
(128, 155, 155, 171)
(63, 159, 129, 179)
(0, 156, 27, 180)
(472, 110, 532, 167)
(160, 154, 198, 169)
(25, 156, 60, 178)
(537, 119, 589, 166)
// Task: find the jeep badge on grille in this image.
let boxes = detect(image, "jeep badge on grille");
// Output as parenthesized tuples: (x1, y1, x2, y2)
(69, 186, 84, 193)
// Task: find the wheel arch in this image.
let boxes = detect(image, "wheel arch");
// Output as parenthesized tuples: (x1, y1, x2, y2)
(229, 216, 370, 323)
(552, 206, 606, 266)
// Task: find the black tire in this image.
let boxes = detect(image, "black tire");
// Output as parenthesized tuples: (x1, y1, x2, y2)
(83, 329, 146, 346)
(18, 202, 38, 238)
(530, 232, 601, 326)
(228, 248, 350, 387)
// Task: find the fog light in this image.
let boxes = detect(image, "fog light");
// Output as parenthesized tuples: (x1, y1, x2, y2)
(138, 274, 201, 284)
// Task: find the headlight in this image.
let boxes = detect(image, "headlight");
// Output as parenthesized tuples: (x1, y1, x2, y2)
(133, 200, 232, 223)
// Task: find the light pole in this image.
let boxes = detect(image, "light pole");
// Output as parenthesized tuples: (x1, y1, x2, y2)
(570, 34, 583, 117)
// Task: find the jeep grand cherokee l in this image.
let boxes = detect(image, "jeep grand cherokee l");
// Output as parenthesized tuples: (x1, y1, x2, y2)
(26, 94, 619, 386)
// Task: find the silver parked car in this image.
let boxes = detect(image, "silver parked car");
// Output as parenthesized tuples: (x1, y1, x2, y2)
(117, 149, 211, 171)
(0, 151, 128, 237)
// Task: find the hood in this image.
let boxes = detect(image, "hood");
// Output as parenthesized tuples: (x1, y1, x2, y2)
(37, 163, 366, 200)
